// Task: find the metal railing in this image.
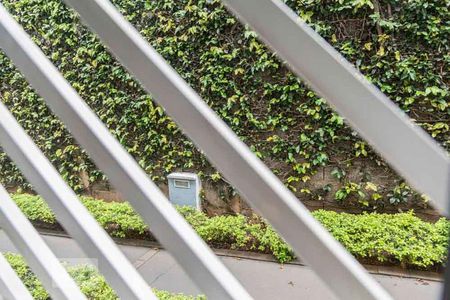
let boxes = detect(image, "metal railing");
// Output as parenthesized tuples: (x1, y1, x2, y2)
(0, 0, 448, 299)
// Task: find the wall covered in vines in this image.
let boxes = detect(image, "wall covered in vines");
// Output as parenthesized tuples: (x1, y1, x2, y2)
(0, 0, 448, 212)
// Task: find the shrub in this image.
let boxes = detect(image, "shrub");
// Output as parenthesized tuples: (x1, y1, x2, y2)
(11, 193, 450, 268)
(4, 253, 205, 300)
(12, 193, 56, 224)
(81, 196, 148, 238)
(5, 252, 48, 300)
(314, 210, 448, 268)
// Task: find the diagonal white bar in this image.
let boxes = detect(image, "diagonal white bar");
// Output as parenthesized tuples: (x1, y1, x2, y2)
(221, 0, 450, 215)
(59, 0, 392, 299)
(0, 100, 157, 300)
(0, 252, 34, 300)
(0, 4, 251, 300)
(0, 184, 86, 300)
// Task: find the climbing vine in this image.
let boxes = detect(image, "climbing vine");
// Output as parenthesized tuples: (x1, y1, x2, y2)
(0, 0, 448, 210)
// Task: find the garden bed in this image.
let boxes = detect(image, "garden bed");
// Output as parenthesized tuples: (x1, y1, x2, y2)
(11, 193, 450, 270)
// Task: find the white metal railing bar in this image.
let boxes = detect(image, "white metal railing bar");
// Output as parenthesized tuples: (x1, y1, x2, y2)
(0, 3, 251, 300)
(0, 252, 33, 300)
(0, 184, 86, 300)
(0, 101, 157, 299)
(59, 0, 392, 299)
(221, 0, 450, 216)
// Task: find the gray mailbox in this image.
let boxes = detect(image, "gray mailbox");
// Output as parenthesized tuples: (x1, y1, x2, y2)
(167, 172, 201, 210)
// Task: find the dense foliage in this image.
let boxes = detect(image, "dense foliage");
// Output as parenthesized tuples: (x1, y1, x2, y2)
(4, 252, 205, 300)
(0, 0, 448, 210)
(12, 193, 450, 268)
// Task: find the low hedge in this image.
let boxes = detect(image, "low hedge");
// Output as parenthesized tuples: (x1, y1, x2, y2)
(4, 252, 204, 300)
(11, 193, 450, 268)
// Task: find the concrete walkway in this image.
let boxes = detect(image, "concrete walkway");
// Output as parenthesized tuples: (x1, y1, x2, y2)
(0, 230, 443, 299)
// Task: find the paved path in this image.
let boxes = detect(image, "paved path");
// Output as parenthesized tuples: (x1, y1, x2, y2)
(0, 230, 442, 299)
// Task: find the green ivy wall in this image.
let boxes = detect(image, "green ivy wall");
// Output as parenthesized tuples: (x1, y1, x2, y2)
(0, 0, 448, 211)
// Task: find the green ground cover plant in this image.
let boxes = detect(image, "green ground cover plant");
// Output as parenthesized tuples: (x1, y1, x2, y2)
(4, 252, 205, 300)
(11, 193, 450, 268)
(0, 0, 448, 210)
